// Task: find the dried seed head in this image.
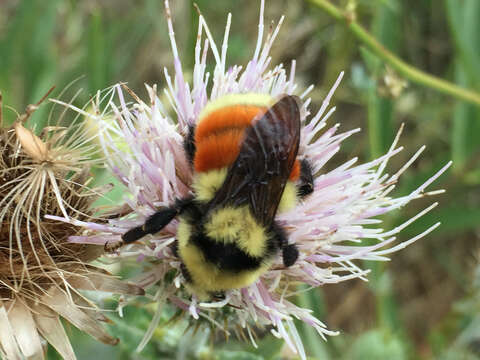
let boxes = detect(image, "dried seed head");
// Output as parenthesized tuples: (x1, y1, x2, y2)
(0, 90, 143, 360)
(13, 122, 50, 161)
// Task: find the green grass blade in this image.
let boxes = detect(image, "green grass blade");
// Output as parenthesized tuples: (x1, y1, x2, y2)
(366, 1, 399, 159)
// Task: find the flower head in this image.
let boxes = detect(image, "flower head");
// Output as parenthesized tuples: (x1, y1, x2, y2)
(59, 1, 451, 357)
(0, 90, 143, 360)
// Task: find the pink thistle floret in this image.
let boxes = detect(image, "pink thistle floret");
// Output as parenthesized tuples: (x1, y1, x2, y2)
(52, 0, 451, 357)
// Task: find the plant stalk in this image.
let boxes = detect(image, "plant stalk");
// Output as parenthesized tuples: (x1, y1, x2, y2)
(308, 0, 480, 107)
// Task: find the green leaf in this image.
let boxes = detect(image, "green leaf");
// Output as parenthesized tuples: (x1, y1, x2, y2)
(87, 10, 108, 94)
(451, 63, 480, 173)
(0, 0, 59, 126)
(445, 0, 480, 89)
(247, 337, 284, 360)
(445, 0, 480, 173)
(398, 204, 480, 237)
(365, 2, 400, 159)
(294, 288, 331, 359)
(345, 329, 408, 360)
(105, 303, 189, 360)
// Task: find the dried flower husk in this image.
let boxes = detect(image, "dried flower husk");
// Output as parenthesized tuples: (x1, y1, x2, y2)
(0, 92, 143, 360)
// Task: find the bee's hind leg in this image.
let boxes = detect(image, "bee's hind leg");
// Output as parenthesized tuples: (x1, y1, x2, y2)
(183, 125, 196, 165)
(106, 197, 194, 252)
(121, 206, 179, 245)
(297, 159, 314, 198)
(282, 243, 299, 267)
(211, 291, 226, 301)
(105, 207, 178, 252)
(180, 263, 192, 283)
(271, 223, 299, 267)
(170, 240, 193, 282)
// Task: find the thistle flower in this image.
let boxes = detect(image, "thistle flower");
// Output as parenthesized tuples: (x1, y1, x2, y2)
(0, 90, 143, 360)
(55, 1, 451, 357)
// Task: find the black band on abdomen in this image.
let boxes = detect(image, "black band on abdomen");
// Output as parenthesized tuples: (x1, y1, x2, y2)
(190, 230, 264, 271)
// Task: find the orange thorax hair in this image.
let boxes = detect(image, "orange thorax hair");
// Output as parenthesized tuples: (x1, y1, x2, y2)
(194, 104, 300, 181)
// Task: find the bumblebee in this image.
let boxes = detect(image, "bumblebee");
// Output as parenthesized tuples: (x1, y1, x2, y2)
(116, 94, 314, 299)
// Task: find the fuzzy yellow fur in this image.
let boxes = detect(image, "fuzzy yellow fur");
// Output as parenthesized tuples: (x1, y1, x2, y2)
(192, 168, 299, 212)
(277, 182, 298, 213)
(191, 168, 228, 202)
(204, 206, 267, 257)
(177, 220, 271, 299)
(198, 93, 274, 123)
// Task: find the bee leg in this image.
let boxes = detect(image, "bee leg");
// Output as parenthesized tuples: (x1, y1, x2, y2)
(183, 125, 196, 165)
(272, 223, 299, 267)
(121, 225, 149, 244)
(297, 159, 314, 198)
(118, 206, 178, 247)
(282, 244, 299, 267)
(211, 291, 226, 301)
(141, 207, 179, 237)
(180, 263, 192, 283)
(171, 240, 179, 257)
(104, 224, 147, 252)
(107, 197, 195, 253)
(104, 240, 125, 253)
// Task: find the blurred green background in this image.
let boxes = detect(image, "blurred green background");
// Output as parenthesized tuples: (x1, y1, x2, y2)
(1, 0, 480, 359)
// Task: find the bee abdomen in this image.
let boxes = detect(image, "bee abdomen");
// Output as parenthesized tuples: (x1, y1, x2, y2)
(191, 231, 265, 271)
(176, 211, 277, 294)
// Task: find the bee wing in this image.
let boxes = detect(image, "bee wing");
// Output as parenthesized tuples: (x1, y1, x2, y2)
(209, 95, 301, 227)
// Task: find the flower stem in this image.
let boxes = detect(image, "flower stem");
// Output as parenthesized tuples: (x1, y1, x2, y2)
(308, 0, 480, 107)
